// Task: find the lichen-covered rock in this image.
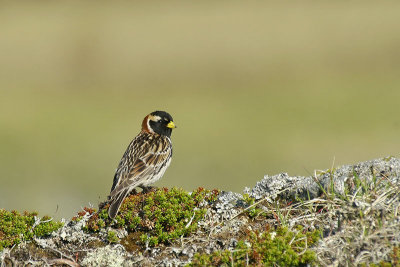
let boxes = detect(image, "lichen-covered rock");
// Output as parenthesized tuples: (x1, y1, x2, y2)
(244, 172, 319, 201)
(245, 156, 400, 201)
(58, 213, 98, 244)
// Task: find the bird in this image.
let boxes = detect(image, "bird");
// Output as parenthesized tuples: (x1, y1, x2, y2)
(107, 111, 176, 219)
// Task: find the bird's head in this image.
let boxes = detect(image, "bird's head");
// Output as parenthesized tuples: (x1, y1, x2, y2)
(142, 111, 176, 137)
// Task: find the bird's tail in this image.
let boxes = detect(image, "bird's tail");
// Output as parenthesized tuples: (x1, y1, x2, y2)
(108, 189, 129, 219)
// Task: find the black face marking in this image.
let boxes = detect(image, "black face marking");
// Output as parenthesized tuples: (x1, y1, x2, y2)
(148, 111, 174, 137)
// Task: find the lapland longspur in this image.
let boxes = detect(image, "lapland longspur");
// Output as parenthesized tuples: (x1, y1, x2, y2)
(108, 111, 176, 219)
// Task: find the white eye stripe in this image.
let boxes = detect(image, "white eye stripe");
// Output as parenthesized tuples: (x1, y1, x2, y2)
(148, 115, 162, 122)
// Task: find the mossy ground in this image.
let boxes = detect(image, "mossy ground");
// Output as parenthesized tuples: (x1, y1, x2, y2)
(0, 210, 63, 250)
(74, 187, 220, 247)
(190, 226, 320, 266)
(0, 187, 322, 266)
(70, 187, 321, 265)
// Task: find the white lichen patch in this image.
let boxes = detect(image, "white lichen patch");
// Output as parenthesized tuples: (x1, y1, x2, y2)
(81, 245, 135, 267)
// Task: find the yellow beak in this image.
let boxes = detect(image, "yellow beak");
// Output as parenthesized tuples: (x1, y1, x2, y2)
(167, 121, 177, 129)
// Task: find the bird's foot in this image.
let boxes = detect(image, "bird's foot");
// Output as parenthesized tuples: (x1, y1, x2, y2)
(140, 186, 157, 193)
(127, 188, 138, 196)
(98, 200, 108, 210)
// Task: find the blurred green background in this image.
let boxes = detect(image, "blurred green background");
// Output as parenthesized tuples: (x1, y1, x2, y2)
(1, 1, 400, 219)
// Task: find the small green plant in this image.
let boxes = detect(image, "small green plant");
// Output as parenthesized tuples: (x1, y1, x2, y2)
(242, 194, 263, 218)
(107, 230, 119, 244)
(0, 209, 63, 251)
(383, 156, 394, 162)
(189, 225, 320, 267)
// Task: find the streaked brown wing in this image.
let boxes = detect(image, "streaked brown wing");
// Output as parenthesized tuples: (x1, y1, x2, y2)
(110, 134, 172, 198)
(127, 137, 172, 180)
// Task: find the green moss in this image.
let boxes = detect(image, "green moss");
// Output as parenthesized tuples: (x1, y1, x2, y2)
(189, 225, 320, 267)
(0, 209, 63, 251)
(80, 187, 219, 247)
(107, 230, 119, 244)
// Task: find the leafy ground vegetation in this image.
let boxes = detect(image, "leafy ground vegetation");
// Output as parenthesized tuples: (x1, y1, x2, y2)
(1, 158, 400, 266)
(74, 187, 220, 247)
(0, 210, 63, 250)
(189, 226, 320, 266)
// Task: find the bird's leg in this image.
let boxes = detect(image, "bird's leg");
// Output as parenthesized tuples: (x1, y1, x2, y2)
(139, 185, 156, 193)
(98, 200, 108, 210)
(127, 188, 138, 196)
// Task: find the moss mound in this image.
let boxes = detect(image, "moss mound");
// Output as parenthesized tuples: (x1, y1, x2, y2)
(0, 210, 63, 250)
(74, 187, 219, 247)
